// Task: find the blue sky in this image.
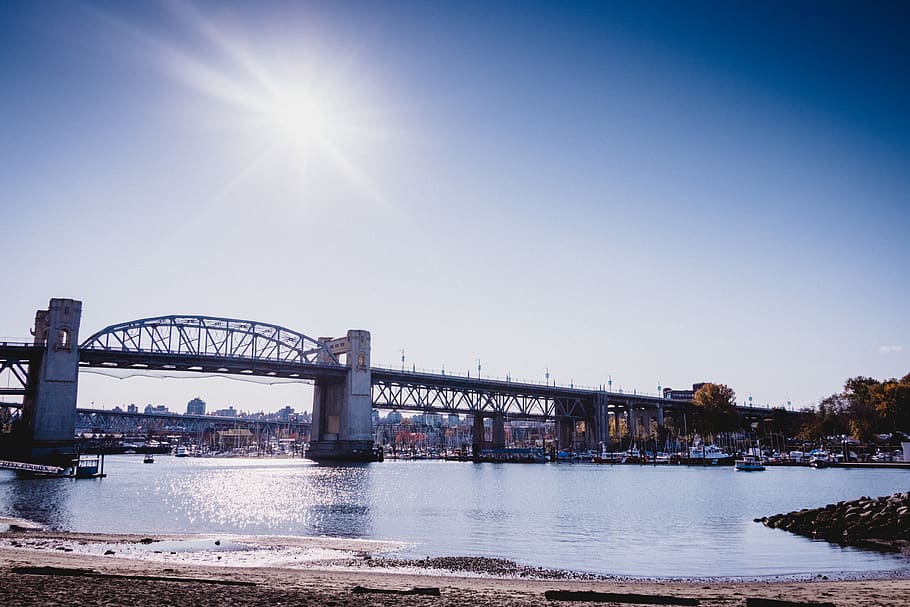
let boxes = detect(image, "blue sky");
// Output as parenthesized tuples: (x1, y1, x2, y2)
(2, 0, 908, 413)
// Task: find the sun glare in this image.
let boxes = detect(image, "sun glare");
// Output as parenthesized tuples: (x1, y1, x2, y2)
(117, 2, 391, 205)
(268, 86, 334, 150)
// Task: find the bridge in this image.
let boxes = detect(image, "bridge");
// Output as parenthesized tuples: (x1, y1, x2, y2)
(1, 298, 776, 466)
(73, 408, 310, 438)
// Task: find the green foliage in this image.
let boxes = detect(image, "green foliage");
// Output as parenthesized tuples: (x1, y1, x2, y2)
(797, 393, 849, 440)
(692, 383, 740, 433)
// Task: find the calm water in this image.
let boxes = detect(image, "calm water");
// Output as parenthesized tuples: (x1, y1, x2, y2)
(2, 456, 909, 578)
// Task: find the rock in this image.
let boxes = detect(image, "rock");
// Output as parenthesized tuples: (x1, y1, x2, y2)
(759, 493, 909, 554)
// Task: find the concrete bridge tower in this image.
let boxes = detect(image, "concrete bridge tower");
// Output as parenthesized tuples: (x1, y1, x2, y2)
(307, 330, 379, 462)
(20, 298, 82, 466)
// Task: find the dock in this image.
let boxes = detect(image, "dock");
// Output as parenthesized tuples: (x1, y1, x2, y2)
(0, 460, 65, 476)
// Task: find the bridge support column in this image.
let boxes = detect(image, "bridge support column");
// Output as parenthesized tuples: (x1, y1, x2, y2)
(491, 415, 505, 450)
(593, 393, 610, 448)
(20, 298, 82, 467)
(557, 418, 573, 452)
(612, 410, 622, 449)
(472, 414, 485, 458)
(657, 402, 665, 427)
(632, 410, 644, 440)
(308, 330, 380, 462)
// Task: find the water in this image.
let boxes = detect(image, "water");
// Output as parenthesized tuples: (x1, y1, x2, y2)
(2, 456, 909, 578)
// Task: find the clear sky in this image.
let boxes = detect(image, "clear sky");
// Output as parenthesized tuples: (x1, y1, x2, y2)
(2, 0, 908, 414)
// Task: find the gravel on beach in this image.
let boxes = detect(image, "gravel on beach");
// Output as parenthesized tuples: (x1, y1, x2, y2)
(2, 529, 910, 607)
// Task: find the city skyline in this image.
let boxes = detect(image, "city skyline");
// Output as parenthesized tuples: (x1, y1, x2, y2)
(2, 1, 908, 414)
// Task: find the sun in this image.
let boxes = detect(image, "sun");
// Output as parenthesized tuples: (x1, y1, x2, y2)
(119, 2, 390, 205)
(266, 85, 335, 151)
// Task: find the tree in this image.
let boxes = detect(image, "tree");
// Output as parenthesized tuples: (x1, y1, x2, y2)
(798, 393, 849, 440)
(873, 374, 910, 434)
(843, 376, 882, 442)
(692, 383, 740, 434)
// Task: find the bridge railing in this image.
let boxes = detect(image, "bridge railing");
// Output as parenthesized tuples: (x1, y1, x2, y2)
(371, 362, 670, 396)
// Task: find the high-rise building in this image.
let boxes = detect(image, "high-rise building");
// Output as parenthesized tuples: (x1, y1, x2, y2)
(186, 397, 206, 415)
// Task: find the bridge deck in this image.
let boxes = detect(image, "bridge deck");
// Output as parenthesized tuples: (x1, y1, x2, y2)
(78, 349, 347, 381)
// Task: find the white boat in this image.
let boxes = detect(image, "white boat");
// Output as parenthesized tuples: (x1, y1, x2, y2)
(143, 453, 155, 464)
(809, 451, 831, 468)
(174, 446, 189, 457)
(735, 455, 765, 471)
(687, 444, 734, 465)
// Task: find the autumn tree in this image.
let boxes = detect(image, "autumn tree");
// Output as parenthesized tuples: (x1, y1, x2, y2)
(843, 376, 882, 442)
(798, 393, 849, 440)
(874, 373, 910, 433)
(692, 383, 740, 434)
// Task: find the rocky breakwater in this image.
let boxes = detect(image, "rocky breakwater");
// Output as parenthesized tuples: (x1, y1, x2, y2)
(759, 492, 910, 554)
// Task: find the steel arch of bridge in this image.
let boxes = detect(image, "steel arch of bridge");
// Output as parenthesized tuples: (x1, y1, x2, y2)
(80, 315, 339, 365)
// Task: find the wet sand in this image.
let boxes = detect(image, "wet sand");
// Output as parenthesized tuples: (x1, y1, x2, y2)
(1, 530, 909, 606)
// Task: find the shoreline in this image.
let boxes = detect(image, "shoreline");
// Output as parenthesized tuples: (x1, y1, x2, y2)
(2, 530, 910, 606)
(3, 527, 910, 583)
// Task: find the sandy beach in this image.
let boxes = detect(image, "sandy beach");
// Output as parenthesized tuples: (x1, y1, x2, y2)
(1, 529, 909, 607)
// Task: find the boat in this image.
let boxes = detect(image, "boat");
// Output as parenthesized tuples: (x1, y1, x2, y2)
(478, 447, 547, 463)
(686, 444, 735, 465)
(809, 451, 831, 468)
(734, 454, 766, 471)
(143, 453, 155, 464)
(174, 445, 189, 457)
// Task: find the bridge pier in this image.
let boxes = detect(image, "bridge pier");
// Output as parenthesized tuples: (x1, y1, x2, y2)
(491, 415, 506, 450)
(472, 414, 485, 458)
(593, 393, 610, 448)
(307, 330, 380, 462)
(557, 418, 573, 452)
(20, 299, 82, 467)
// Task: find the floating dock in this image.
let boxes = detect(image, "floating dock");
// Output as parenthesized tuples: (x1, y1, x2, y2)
(0, 460, 65, 476)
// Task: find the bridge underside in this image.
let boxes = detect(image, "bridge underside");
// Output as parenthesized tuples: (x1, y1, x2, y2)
(370, 369, 698, 451)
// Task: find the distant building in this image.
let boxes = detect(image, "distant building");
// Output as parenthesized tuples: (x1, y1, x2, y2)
(186, 397, 206, 415)
(411, 413, 443, 428)
(663, 383, 706, 401)
(144, 404, 169, 414)
(214, 406, 238, 417)
(127, 404, 139, 414)
(276, 406, 295, 421)
(386, 410, 403, 424)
